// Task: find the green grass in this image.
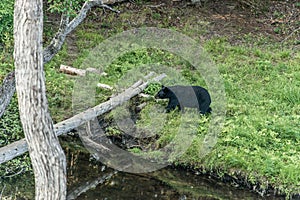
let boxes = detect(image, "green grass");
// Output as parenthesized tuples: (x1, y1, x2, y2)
(90, 36, 298, 196)
(66, 28, 299, 196)
(0, 2, 299, 198)
(186, 39, 299, 196)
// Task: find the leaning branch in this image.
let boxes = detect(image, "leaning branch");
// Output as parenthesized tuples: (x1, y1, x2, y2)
(0, 72, 15, 118)
(43, 13, 70, 63)
(43, 0, 122, 63)
(0, 73, 166, 164)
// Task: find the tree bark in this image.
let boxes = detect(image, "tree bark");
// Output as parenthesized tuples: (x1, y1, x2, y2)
(14, 0, 66, 199)
(0, 71, 15, 118)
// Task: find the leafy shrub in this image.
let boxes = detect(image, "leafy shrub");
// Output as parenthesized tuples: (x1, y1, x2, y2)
(0, 0, 14, 46)
(47, 0, 87, 16)
(143, 83, 161, 96)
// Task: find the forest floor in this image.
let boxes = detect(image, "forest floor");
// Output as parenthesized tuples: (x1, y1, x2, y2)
(51, 0, 299, 69)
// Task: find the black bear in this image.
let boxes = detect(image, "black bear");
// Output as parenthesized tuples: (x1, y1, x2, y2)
(155, 85, 212, 114)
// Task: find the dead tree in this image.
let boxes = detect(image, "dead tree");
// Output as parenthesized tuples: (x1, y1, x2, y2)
(10, 0, 125, 199)
(14, 0, 67, 198)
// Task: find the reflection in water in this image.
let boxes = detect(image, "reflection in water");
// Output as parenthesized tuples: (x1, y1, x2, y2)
(0, 143, 286, 199)
(66, 150, 284, 200)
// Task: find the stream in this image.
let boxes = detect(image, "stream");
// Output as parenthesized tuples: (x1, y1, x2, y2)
(0, 143, 285, 199)
(66, 150, 284, 200)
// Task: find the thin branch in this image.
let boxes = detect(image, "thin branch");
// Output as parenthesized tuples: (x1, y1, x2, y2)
(0, 185, 6, 200)
(43, 0, 124, 63)
(3, 168, 24, 178)
(281, 27, 300, 44)
(65, 0, 104, 35)
(102, 0, 127, 4)
(43, 13, 70, 63)
(101, 4, 120, 13)
(145, 3, 165, 8)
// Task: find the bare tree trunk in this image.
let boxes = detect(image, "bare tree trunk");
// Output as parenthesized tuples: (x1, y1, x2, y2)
(14, 0, 66, 199)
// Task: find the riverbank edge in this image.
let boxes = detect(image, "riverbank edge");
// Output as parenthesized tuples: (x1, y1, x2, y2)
(173, 164, 300, 199)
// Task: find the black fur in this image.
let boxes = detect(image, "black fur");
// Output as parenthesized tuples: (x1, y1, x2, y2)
(155, 85, 212, 114)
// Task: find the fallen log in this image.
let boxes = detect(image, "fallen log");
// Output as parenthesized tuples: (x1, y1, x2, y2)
(0, 73, 166, 164)
(59, 65, 106, 76)
(59, 65, 86, 76)
(97, 83, 113, 90)
(59, 64, 106, 76)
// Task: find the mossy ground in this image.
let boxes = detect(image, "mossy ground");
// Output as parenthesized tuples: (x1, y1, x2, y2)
(0, 0, 299, 198)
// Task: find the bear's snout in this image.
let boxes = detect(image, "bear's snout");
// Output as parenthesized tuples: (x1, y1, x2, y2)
(154, 90, 165, 99)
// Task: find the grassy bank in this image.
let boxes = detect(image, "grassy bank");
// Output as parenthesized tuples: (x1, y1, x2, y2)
(56, 2, 299, 196)
(0, 1, 299, 198)
(181, 39, 300, 196)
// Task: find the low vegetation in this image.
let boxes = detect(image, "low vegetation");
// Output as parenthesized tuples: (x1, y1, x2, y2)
(0, 0, 299, 198)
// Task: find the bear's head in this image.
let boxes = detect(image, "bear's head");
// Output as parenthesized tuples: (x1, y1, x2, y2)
(155, 85, 171, 99)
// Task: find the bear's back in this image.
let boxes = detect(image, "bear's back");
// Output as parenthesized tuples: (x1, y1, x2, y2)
(167, 85, 210, 109)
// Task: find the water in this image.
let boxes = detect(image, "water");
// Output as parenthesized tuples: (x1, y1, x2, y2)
(66, 150, 284, 200)
(0, 147, 285, 199)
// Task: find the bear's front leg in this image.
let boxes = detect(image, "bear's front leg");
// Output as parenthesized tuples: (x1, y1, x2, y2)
(166, 99, 178, 112)
(166, 105, 176, 113)
(199, 101, 211, 114)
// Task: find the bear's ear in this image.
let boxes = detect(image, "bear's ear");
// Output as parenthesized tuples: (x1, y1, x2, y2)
(162, 85, 169, 92)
